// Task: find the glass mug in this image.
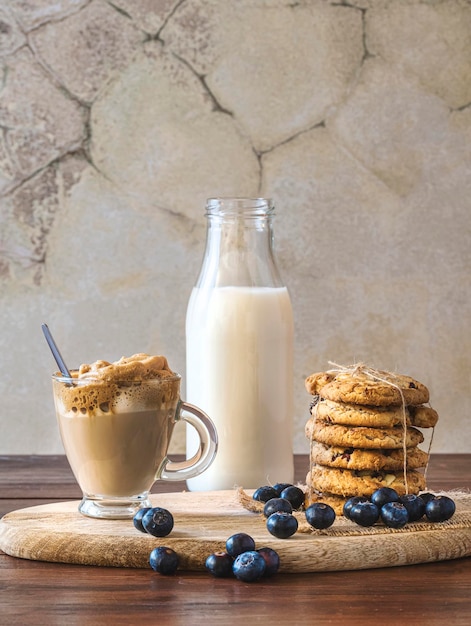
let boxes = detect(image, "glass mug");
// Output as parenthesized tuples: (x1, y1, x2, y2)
(52, 372, 218, 519)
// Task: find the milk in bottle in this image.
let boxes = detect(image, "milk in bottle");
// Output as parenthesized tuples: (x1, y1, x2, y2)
(185, 198, 294, 490)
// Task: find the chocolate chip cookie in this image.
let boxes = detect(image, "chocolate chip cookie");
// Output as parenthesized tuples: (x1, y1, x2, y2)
(310, 442, 429, 471)
(409, 405, 439, 428)
(313, 399, 437, 429)
(307, 464, 426, 497)
(314, 399, 409, 429)
(305, 419, 425, 449)
(305, 368, 429, 406)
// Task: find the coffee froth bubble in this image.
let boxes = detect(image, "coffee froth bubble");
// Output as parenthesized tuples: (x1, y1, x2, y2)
(54, 353, 180, 416)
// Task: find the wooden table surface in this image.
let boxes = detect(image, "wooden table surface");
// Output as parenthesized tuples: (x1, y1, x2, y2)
(0, 454, 470, 625)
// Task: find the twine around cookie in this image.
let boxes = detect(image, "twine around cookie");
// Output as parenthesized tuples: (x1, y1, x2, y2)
(327, 362, 410, 492)
(308, 362, 434, 496)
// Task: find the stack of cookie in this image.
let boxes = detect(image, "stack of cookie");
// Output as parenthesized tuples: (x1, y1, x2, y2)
(304, 366, 438, 515)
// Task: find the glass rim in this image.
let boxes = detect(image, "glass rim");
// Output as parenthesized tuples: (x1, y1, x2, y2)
(206, 197, 274, 216)
(52, 371, 182, 384)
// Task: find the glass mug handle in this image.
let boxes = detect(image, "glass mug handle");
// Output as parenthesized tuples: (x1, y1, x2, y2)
(159, 401, 218, 482)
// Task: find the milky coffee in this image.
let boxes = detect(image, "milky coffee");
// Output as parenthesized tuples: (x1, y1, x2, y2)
(53, 354, 180, 498)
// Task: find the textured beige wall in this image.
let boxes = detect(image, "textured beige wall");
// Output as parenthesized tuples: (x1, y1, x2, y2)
(0, 0, 470, 455)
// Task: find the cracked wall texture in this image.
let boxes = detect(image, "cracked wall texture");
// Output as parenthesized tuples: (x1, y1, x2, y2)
(0, 0, 470, 455)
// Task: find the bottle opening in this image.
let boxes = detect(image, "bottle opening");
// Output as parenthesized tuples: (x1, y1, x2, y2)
(206, 197, 274, 216)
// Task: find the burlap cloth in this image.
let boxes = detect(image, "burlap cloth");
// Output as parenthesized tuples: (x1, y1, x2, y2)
(237, 488, 471, 536)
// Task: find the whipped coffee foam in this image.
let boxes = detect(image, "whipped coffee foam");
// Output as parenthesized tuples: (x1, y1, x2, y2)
(76, 353, 173, 381)
(55, 353, 178, 416)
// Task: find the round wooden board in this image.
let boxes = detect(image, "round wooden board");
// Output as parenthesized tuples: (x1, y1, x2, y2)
(0, 490, 470, 572)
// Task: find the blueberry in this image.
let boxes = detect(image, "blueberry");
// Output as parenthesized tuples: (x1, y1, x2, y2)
(263, 497, 293, 518)
(205, 552, 234, 578)
(349, 501, 380, 527)
(419, 492, 436, 505)
(425, 496, 456, 522)
(142, 507, 174, 537)
(399, 494, 426, 522)
(149, 547, 179, 575)
(257, 547, 280, 576)
(232, 550, 266, 582)
(280, 486, 305, 510)
(133, 507, 151, 533)
(380, 502, 409, 528)
(272, 483, 293, 496)
(305, 503, 336, 529)
(371, 487, 400, 509)
(343, 496, 369, 520)
(253, 486, 278, 503)
(266, 512, 298, 538)
(226, 532, 256, 558)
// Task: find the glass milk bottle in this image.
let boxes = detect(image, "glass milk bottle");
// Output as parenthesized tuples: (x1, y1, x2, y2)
(185, 197, 294, 490)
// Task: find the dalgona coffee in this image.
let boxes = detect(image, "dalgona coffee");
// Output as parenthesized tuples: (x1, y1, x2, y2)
(53, 353, 181, 499)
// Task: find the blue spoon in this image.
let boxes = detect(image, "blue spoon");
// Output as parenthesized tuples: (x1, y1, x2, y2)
(41, 323, 72, 378)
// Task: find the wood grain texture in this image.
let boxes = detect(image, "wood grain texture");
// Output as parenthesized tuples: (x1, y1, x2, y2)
(1, 455, 470, 626)
(1, 490, 470, 572)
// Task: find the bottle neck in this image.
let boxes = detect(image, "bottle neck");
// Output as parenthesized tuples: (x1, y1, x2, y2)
(196, 198, 284, 288)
